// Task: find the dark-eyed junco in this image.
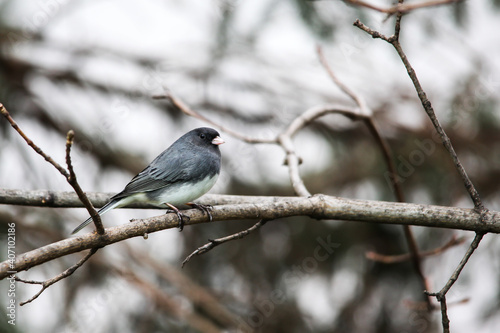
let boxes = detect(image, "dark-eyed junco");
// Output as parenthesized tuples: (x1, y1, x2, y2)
(71, 127, 224, 234)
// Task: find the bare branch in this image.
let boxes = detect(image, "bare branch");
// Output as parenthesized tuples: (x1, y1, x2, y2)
(278, 103, 362, 196)
(0, 188, 305, 207)
(317, 44, 432, 309)
(156, 90, 276, 144)
(366, 235, 467, 263)
(353, 3, 487, 329)
(316, 45, 370, 116)
(2, 195, 499, 280)
(125, 246, 252, 332)
(1, 103, 105, 234)
(353, 20, 391, 42)
(15, 248, 98, 306)
(345, 0, 463, 15)
(115, 266, 223, 333)
(65, 130, 104, 234)
(426, 232, 484, 296)
(354, 16, 486, 217)
(425, 232, 484, 333)
(1, 103, 69, 177)
(182, 219, 268, 267)
(282, 104, 363, 138)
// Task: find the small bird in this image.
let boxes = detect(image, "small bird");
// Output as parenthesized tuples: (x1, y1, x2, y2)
(71, 127, 224, 234)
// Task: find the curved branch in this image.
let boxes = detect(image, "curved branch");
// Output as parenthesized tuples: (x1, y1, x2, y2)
(156, 90, 276, 144)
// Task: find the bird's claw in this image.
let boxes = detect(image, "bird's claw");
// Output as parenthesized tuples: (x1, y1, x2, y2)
(187, 203, 213, 222)
(165, 207, 190, 231)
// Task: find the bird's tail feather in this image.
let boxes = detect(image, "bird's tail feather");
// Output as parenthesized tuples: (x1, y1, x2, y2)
(71, 199, 121, 234)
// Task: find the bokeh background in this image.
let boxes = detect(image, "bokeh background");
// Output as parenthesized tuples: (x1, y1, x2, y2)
(1, 0, 500, 332)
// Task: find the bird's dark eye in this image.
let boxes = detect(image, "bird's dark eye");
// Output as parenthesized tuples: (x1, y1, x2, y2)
(199, 133, 206, 139)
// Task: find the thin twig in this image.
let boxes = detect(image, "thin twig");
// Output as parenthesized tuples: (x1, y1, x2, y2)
(345, 0, 463, 15)
(125, 245, 252, 332)
(316, 45, 370, 116)
(15, 248, 98, 306)
(355, 14, 486, 217)
(182, 219, 268, 267)
(353, 3, 488, 329)
(390, 39, 486, 216)
(366, 235, 466, 263)
(156, 90, 276, 144)
(278, 104, 363, 196)
(160, 89, 361, 197)
(1, 103, 105, 234)
(315, 47, 406, 202)
(353, 20, 391, 42)
(1, 103, 69, 177)
(394, 0, 405, 40)
(426, 232, 484, 298)
(277, 134, 312, 197)
(65, 131, 104, 234)
(317, 44, 431, 309)
(115, 266, 222, 333)
(404, 296, 469, 312)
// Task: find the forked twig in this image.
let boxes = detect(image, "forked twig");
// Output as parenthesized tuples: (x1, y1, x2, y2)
(182, 219, 268, 267)
(352, 0, 487, 330)
(317, 45, 432, 309)
(425, 232, 484, 333)
(65, 130, 104, 234)
(0, 103, 104, 234)
(125, 245, 252, 332)
(15, 248, 98, 305)
(160, 88, 362, 197)
(353, 19, 486, 216)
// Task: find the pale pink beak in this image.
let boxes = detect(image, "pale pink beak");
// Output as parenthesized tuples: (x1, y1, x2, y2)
(212, 136, 225, 146)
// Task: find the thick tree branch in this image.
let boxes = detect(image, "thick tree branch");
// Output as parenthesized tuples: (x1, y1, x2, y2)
(1, 194, 499, 280)
(0, 189, 297, 207)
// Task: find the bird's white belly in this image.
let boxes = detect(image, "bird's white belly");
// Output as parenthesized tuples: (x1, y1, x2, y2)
(153, 174, 218, 206)
(114, 174, 218, 208)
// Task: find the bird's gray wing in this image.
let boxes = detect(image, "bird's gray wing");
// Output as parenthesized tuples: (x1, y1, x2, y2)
(112, 148, 194, 199)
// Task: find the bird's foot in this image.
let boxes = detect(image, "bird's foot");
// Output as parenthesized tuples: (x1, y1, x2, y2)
(165, 204, 190, 231)
(187, 203, 213, 222)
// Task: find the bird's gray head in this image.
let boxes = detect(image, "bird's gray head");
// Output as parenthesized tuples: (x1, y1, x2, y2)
(182, 127, 225, 151)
